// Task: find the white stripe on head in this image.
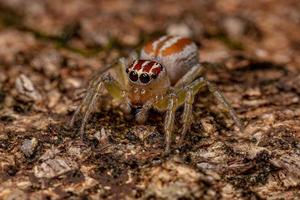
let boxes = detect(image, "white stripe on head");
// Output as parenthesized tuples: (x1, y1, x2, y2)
(133, 60, 138, 67)
(135, 60, 150, 74)
(142, 60, 151, 67)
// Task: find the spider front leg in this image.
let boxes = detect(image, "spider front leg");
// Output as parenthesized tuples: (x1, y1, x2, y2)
(135, 100, 154, 124)
(70, 59, 129, 138)
(134, 94, 177, 154)
(150, 90, 179, 154)
(154, 86, 195, 151)
(134, 91, 179, 154)
(70, 78, 103, 137)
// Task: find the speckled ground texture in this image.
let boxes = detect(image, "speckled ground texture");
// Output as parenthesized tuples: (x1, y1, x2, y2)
(0, 0, 300, 199)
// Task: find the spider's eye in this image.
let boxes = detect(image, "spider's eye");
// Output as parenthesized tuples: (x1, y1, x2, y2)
(139, 73, 150, 84)
(129, 71, 138, 82)
(126, 68, 129, 73)
(151, 74, 157, 79)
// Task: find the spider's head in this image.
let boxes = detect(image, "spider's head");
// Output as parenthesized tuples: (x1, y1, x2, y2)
(126, 60, 164, 85)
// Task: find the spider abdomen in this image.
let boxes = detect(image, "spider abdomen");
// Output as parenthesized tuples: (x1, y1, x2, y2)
(141, 35, 199, 85)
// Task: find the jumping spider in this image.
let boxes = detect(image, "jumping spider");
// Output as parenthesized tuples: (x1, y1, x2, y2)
(71, 35, 243, 153)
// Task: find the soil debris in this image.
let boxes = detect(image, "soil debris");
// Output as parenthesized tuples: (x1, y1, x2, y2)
(0, 0, 299, 199)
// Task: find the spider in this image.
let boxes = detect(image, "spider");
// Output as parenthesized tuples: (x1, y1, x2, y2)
(70, 35, 243, 153)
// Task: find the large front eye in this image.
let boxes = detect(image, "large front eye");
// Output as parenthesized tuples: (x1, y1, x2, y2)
(129, 71, 138, 82)
(139, 73, 150, 84)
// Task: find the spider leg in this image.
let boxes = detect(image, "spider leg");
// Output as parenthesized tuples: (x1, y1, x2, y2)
(174, 62, 243, 130)
(70, 59, 121, 127)
(164, 91, 178, 154)
(153, 77, 243, 151)
(77, 74, 127, 138)
(70, 75, 103, 128)
(180, 87, 194, 143)
(174, 63, 204, 88)
(135, 91, 184, 153)
(175, 61, 227, 89)
(116, 57, 129, 88)
(180, 77, 244, 132)
(200, 61, 224, 69)
(203, 77, 244, 131)
(78, 81, 103, 137)
(118, 57, 133, 114)
(70, 59, 129, 138)
(135, 101, 153, 124)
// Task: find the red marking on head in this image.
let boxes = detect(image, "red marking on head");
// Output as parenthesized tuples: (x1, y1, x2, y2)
(142, 61, 156, 73)
(133, 60, 145, 71)
(151, 65, 162, 75)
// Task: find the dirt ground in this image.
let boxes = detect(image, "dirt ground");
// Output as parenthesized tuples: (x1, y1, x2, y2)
(0, 0, 300, 199)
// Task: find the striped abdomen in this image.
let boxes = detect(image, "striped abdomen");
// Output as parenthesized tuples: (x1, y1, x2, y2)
(141, 35, 199, 85)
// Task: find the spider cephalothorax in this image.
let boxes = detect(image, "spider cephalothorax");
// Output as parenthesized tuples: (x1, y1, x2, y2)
(71, 35, 243, 153)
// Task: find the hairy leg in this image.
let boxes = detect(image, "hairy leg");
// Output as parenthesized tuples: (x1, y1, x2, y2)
(135, 101, 153, 124)
(71, 72, 128, 138)
(164, 92, 178, 154)
(135, 94, 164, 124)
(153, 76, 243, 151)
(135, 91, 184, 153)
(116, 57, 129, 88)
(78, 82, 103, 137)
(115, 57, 132, 114)
(204, 78, 244, 131)
(175, 61, 229, 89)
(175, 62, 244, 131)
(182, 77, 244, 131)
(200, 61, 224, 69)
(180, 87, 194, 142)
(174, 63, 204, 88)
(70, 76, 103, 129)
(70, 59, 121, 127)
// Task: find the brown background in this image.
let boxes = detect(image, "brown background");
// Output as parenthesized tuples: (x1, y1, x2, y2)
(0, 0, 300, 199)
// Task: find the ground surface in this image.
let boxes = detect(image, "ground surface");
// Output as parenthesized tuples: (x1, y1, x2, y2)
(0, 0, 300, 199)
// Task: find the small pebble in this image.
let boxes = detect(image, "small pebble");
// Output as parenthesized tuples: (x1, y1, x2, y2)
(15, 74, 41, 102)
(21, 138, 38, 157)
(34, 156, 78, 178)
(167, 23, 193, 38)
(222, 16, 246, 39)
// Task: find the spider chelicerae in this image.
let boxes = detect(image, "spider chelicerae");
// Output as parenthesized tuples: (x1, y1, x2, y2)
(70, 35, 243, 153)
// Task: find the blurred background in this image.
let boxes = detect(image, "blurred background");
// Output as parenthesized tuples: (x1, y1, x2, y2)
(0, 0, 300, 199)
(1, 0, 299, 65)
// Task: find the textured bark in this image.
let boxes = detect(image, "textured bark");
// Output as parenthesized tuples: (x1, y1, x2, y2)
(0, 0, 299, 199)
